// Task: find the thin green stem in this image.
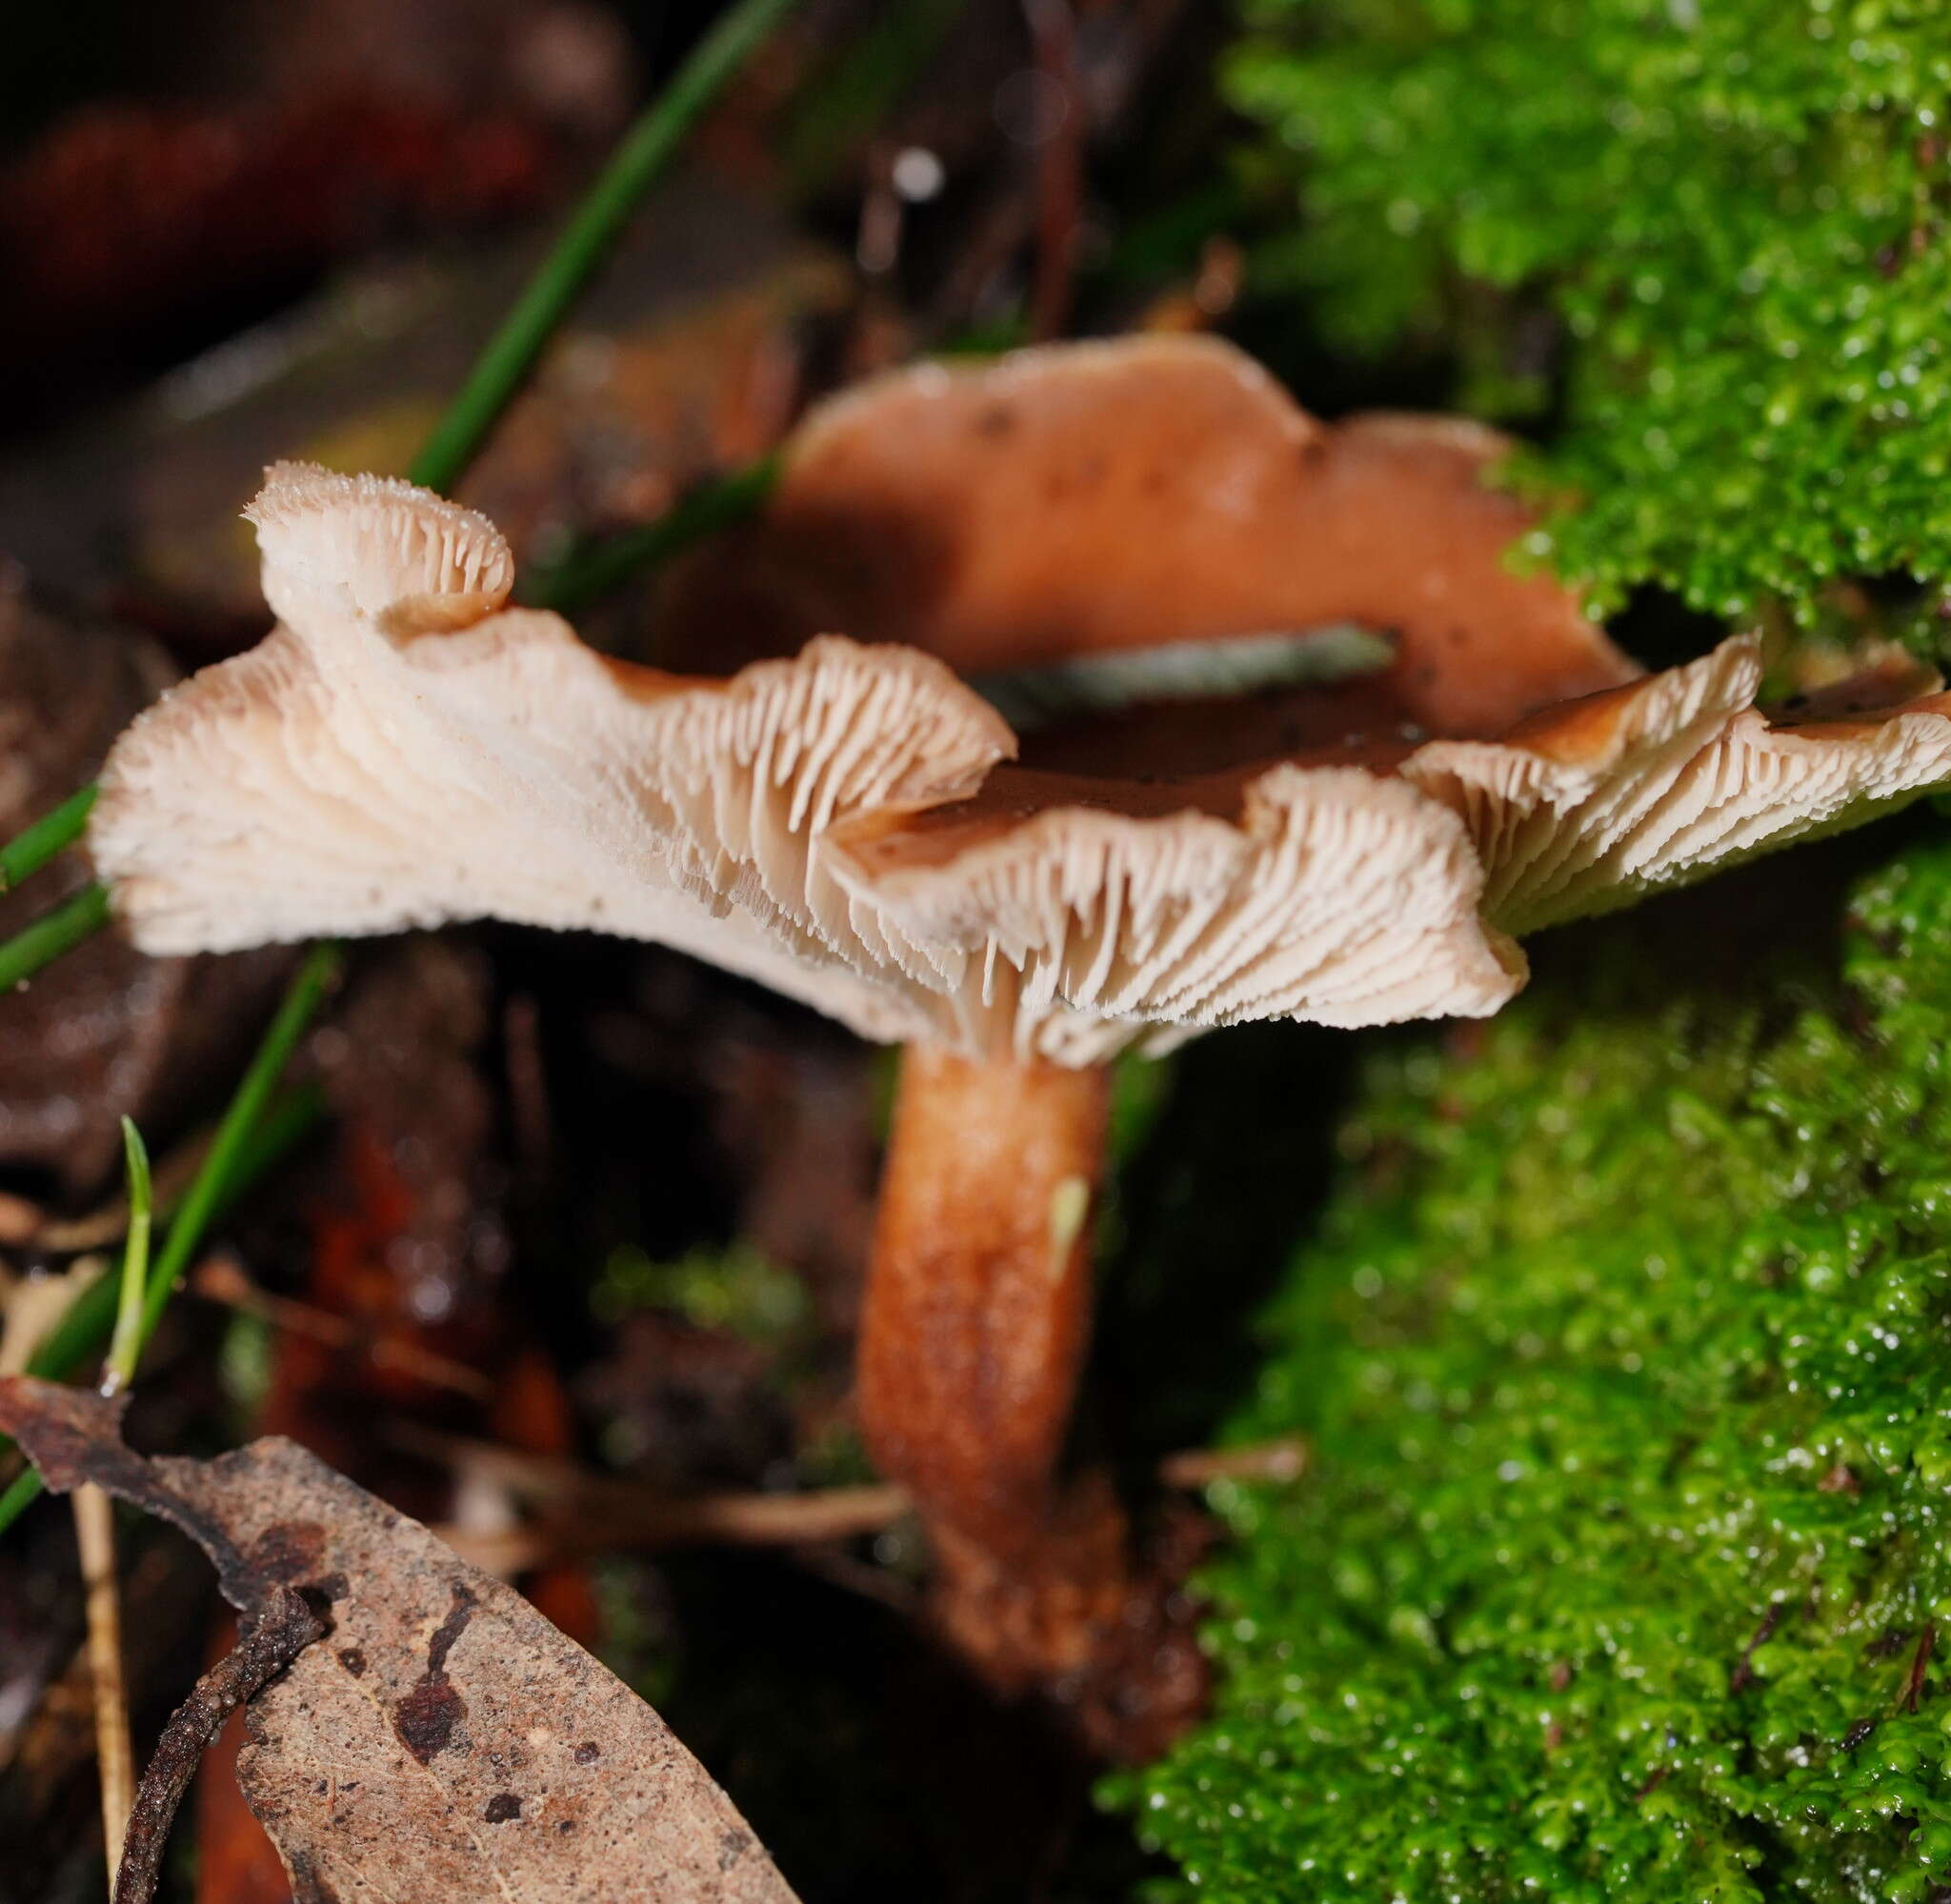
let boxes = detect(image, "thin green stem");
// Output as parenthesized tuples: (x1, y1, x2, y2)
(523, 454, 781, 615)
(102, 1119, 152, 1395)
(408, 0, 802, 496)
(0, 882, 110, 993)
(0, 946, 340, 1534)
(19, 1085, 325, 1399)
(131, 944, 339, 1359)
(0, 1471, 35, 1538)
(0, 786, 97, 893)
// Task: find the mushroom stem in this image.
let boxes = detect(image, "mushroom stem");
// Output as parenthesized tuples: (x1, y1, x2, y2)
(860, 1044, 1142, 1699)
(861, 1045, 1107, 1559)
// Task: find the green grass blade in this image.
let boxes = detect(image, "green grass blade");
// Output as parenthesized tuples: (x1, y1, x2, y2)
(103, 1118, 153, 1394)
(523, 454, 781, 615)
(408, 0, 803, 496)
(0, 786, 97, 893)
(131, 943, 341, 1357)
(20, 1084, 326, 1393)
(0, 945, 340, 1533)
(0, 882, 110, 993)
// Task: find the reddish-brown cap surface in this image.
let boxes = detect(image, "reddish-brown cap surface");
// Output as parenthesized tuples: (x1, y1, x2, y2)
(657, 335, 1638, 742)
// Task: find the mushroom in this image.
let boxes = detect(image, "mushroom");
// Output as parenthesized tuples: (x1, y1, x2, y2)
(653, 333, 1639, 744)
(89, 348, 1951, 1753)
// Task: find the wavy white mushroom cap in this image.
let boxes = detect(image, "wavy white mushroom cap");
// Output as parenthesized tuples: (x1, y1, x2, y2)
(91, 467, 1951, 1067)
(93, 466, 1014, 1048)
(1404, 633, 1951, 936)
(822, 765, 1524, 1063)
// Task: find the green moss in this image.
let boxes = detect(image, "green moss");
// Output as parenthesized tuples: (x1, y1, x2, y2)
(1118, 836, 1951, 1900)
(1228, 0, 1951, 635)
(592, 1240, 808, 1344)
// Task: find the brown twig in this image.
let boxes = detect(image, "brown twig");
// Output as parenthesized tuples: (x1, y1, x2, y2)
(1905, 1620, 1937, 1714)
(72, 1482, 133, 1885)
(428, 1469, 913, 1572)
(112, 1588, 324, 1904)
(503, 994, 553, 1187)
(788, 1540, 921, 1613)
(1158, 1437, 1308, 1490)
(190, 1254, 493, 1401)
(0, 1189, 41, 1247)
(1728, 1600, 1784, 1694)
(1024, 0, 1084, 340)
(412, 1423, 1314, 1575)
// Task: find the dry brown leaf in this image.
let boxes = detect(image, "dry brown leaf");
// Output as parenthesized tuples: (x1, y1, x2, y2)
(0, 1376, 798, 1904)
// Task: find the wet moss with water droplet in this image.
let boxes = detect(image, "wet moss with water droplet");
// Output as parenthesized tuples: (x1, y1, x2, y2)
(1116, 835, 1951, 1899)
(1229, 0, 1951, 640)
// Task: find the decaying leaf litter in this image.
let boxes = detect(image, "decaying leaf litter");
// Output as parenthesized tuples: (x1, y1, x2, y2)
(0, 1377, 796, 1904)
(9, 3, 1951, 1902)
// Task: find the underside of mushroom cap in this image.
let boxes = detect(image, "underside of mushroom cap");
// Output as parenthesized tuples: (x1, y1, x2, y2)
(95, 469, 1019, 1048)
(97, 621, 1027, 1050)
(245, 463, 517, 637)
(93, 465, 1528, 1066)
(1405, 633, 1951, 936)
(825, 763, 1526, 1062)
(821, 635, 1951, 1058)
(91, 469, 1951, 1072)
(656, 334, 1639, 747)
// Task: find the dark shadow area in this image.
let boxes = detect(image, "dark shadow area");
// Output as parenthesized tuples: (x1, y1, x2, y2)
(1096, 1019, 1357, 1472)
(654, 1548, 1163, 1904)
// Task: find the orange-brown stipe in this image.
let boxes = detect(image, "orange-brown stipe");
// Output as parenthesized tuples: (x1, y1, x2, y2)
(861, 1047, 1109, 1562)
(666, 340, 1635, 1735)
(859, 1046, 1207, 1748)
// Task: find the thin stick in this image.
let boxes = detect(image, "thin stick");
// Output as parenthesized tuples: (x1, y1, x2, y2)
(1025, 0, 1084, 342)
(415, 1428, 1317, 1573)
(191, 1255, 493, 1401)
(433, 1483, 913, 1572)
(1157, 1437, 1309, 1490)
(72, 1484, 132, 1883)
(73, 1120, 152, 1889)
(0, 786, 97, 892)
(1905, 1620, 1936, 1714)
(111, 1589, 323, 1904)
(408, 0, 801, 495)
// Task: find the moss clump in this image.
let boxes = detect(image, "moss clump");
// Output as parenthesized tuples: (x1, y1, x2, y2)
(1118, 838, 1951, 1901)
(1228, 0, 1951, 633)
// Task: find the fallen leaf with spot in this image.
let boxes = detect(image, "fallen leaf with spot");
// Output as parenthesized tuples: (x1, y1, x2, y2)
(0, 1376, 798, 1904)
